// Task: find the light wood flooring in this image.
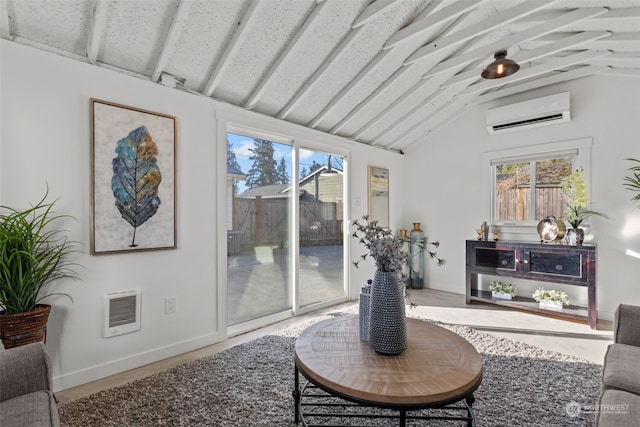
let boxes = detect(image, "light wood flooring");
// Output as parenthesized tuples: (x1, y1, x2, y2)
(56, 288, 613, 405)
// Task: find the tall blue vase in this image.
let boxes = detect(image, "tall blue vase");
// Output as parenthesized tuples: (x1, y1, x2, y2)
(410, 222, 424, 289)
(368, 270, 407, 356)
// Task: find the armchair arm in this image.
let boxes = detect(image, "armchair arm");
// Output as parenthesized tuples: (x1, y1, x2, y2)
(614, 304, 640, 347)
(0, 342, 53, 402)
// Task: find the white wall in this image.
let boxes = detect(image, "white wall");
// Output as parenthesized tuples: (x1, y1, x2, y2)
(404, 74, 640, 320)
(0, 40, 405, 390)
(6, 37, 633, 391)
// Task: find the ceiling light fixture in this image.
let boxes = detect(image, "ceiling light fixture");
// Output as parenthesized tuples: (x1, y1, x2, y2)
(481, 50, 520, 79)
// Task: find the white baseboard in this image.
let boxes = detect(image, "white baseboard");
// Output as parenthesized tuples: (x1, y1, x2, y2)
(52, 331, 225, 392)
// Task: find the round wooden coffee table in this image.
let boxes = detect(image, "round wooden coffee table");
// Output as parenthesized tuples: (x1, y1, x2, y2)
(293, 316, 483, 426)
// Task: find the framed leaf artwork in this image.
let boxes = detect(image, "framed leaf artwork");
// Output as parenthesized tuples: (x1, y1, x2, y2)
(90, 99, 177, 254)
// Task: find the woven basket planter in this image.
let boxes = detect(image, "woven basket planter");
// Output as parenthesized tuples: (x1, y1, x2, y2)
(0, 304, 51, 349)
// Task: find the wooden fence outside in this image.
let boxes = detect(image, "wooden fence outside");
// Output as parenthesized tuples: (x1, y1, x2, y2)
(496, 187, 565, 221)
(231, 197, 343, 251)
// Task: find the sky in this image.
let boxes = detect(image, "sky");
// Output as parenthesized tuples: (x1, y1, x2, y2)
(227, 132, 340, 193)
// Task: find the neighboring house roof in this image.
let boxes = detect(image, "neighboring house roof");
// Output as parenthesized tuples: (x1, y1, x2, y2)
(238, 166, 344, 199)
(286, 165, 344, 193)
(298, 165, 343, 186)
(227, 164, 245, 180)
(238, 184, 290, 199)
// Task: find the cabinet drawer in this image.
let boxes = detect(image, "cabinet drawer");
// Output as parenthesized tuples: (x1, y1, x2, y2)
(528, 252, 582, 278)
(474, 247, 516, 270)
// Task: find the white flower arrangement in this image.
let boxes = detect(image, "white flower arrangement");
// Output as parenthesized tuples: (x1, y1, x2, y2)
(488, 281, 517, 298)
(532, 287, 570, 306)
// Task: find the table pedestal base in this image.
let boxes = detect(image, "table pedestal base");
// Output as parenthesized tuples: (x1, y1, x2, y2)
(294, 365, 477, 427)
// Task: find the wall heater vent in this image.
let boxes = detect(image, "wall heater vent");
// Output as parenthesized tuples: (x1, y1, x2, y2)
(103, 290, 141, 338)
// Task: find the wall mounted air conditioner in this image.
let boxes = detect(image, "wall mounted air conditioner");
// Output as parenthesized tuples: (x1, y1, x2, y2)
(486, 92, 570, 134)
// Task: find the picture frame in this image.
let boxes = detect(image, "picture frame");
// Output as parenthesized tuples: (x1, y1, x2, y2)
(90, 99, 177, 254)
(367, 165, 389, 228)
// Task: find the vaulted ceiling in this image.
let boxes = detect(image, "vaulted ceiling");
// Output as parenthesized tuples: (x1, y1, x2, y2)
(2, 0, 639, 152)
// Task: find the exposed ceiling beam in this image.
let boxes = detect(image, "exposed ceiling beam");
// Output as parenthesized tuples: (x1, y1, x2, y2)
(590, 52, 640, 67)
(307, 48, 392, 129)
(151, 0, 193, 83)
(383, 0, 481, 49)
(402, 101, 473, 152)
(87, 0, 108, 65)
(277, 26, 363, 120)
(457, 49, 612, 97)
(441, 30, 611, 87)
(385, 94, 458, 149)
(395, 95, 474, 152)
(0, 0, 10, 40)
(329, 65, 412, 135)
(606, 32, 640, 43)
(404, 0, 560, 65)
(352, 0, 400, 29)
(305, 0, 444, 130)
(328, 11, 471, 136)
(473, 64, 610, 104)
(354, 78, 430, 141)
(13, 35, 153, 80)
(368, 84, 458, 146)
(520, 31, 640, 47)
(423, 7, 609, 80)
(604, 68, 640, 77)
(511, 30, 611, 62)
(594, 6, 640, 20)
(203, 0, 261, 97)
(523, 6, 640, 23)
(244, 1, 327, 110)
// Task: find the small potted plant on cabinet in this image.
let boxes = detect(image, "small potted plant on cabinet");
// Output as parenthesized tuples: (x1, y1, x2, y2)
(561, 168, 608, 245)
(532, 287, 570, 311)
(0, 189, 78, 348)
(623, 158, 640, 206)
(489, 281, 516, 300)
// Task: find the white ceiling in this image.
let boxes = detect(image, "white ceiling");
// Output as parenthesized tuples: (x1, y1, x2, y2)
(2, 0, 639, 152)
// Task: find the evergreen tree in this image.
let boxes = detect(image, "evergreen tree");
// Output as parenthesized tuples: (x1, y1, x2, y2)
(300, 167, 309, 179)
(226, 139, 243, 195)
(276, 157, 289, 184)
(309, 161, 323, 174)
(246, 139, 278, 189)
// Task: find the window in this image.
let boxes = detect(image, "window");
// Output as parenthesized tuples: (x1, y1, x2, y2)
(493, 151, 575, 224)
(484, 138, 593, 237)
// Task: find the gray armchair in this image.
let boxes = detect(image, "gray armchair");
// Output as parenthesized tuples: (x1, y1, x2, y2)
(597, 304, 640, 426)
(0, 342, 60, 426)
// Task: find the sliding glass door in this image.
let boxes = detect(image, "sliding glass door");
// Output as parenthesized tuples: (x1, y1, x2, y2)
(226, 132, 347, 327)
(226, 132, 292, 326)
(298, 148, 346, 308)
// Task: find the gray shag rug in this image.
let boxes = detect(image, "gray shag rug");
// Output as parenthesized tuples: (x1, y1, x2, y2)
(59, 312, 602, 426)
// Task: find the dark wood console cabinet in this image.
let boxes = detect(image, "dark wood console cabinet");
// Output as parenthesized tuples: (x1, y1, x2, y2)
(466, 240, 597, 329)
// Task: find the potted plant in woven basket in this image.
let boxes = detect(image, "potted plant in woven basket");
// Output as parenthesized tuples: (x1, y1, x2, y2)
(0, 188, 78, 348)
